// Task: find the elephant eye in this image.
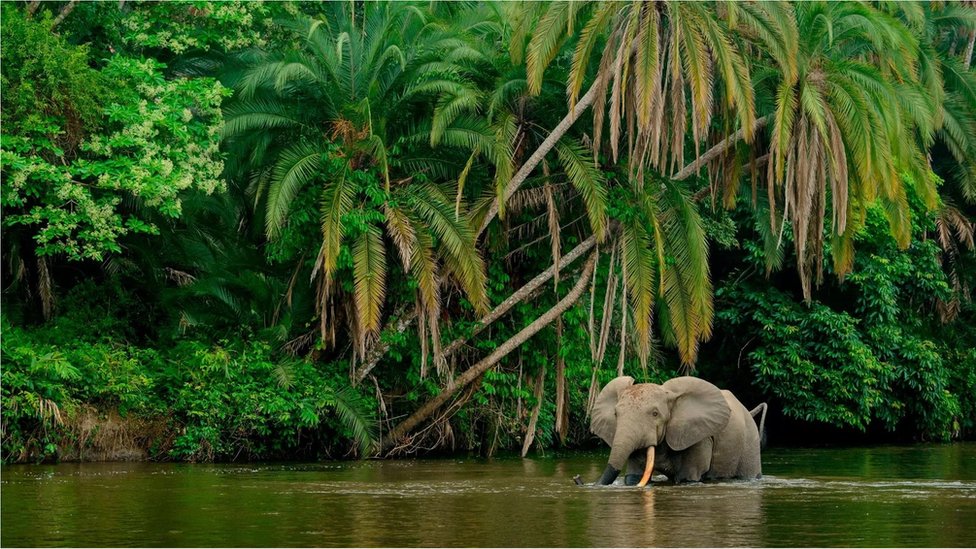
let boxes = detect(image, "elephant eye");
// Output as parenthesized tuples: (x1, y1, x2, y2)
(651, 410, 659, 417)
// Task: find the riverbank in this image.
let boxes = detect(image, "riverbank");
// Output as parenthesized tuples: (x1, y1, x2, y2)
(4, 309, 975, 464)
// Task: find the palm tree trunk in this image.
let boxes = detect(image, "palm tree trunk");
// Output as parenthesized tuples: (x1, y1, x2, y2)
(380, 251, 598, 452)
(477, 78, 606, 238)
(378, 112, 770, 449)
(361, 91, 767, 389)
(353, 233, 599, 385)
(352, 307, 417, 384)
(671, 116, 770, 181)
(51, 0, 79, 29)
(965, 29, 975, 69)
(439, 232, 600, 358)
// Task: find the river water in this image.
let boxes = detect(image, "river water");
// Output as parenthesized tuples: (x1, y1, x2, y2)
(2, 444, 974, 547)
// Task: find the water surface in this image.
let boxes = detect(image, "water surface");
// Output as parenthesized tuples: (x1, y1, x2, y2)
(2, 444, 974, 547)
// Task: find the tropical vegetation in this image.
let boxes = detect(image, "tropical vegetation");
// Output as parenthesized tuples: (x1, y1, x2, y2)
(2, 0, 975, 463)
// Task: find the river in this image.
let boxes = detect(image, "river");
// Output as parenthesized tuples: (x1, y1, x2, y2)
(2, 444, 974, 547)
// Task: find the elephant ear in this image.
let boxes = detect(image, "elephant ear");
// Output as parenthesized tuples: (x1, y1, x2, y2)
(662, 376, 731, 451)
(590, 376, 635, 445)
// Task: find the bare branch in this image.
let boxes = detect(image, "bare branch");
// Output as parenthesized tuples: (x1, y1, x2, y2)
(672, 116, 771, 182)
(352, 306, 416, 385)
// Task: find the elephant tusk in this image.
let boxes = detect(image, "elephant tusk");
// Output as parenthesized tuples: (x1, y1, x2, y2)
(636, 446, 655, 487)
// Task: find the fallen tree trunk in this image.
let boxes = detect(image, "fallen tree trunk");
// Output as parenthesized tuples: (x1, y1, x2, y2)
(380, 251, 598, 452)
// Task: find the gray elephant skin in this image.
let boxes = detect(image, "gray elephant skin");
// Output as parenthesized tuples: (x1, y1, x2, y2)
(590, 375, 766, 486)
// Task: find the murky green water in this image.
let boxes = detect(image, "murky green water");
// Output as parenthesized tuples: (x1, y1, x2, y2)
(2, 444, 974, 547)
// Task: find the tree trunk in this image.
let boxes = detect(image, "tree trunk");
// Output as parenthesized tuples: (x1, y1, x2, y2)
(380, 251, 598, 452)
(671, 116, 770, 181)
(353, 307, 417, 384)
(691, 153, 769, 203)
(359, 85, 767, 393)
(354, 233, 599, 385)
(554, 315, 568, 443)
(440, 232, 600, 358)
(477, 77, 606, 238)
(520, 364, 546, 457)
(965, 30, 975, 70)
(51, 0, 79, 29)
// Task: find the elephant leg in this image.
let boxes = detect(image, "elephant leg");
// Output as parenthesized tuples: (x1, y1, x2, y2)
(675, 438, 712, 483)
(624, 451, 646, 486)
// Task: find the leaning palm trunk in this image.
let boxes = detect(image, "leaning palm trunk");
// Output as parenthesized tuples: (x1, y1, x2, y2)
(477, 78, 606, 238)
(672, 117, 770, 181)
(440, 233, 599, 358)
(376, 120, 771, 449)
(353, 233, 600, 385)
(380, 252, 598, 453)
(357, 80, 767, 383)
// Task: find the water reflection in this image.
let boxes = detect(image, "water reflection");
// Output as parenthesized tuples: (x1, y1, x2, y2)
(581, 481, 765, 547)
(2, 444, 975, 547)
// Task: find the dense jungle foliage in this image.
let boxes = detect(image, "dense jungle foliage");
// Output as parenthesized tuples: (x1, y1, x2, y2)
(2, 0, 975, 463)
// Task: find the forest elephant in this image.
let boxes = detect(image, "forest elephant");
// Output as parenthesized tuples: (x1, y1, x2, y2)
(590, 376, 766, 486)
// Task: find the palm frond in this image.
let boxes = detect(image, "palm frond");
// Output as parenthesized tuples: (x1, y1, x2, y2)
(555, 138, 608, 241)
(526, 1, 572, 95)
(352, 224, 387, 345)
(316, 172, 355, 281)
(266, 142, 323, 238)
(322, 386, 379, 456)
(620, 216, 657, 367)
(406, 183, 488, 314)
(657, 179, 713, 367)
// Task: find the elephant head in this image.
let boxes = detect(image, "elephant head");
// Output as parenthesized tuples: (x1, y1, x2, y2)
(590, 376, 732, 486)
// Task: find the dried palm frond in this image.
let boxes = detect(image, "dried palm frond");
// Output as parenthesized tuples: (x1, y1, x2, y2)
(37, 257, 54, 321)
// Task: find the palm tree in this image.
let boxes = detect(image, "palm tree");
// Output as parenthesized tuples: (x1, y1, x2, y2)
(740, 1, 941, 299)
(222, 2, 495, 372)
(512, 1, 797, 367)
(381, 1, 797, 451)
(905, 1, 976, 202)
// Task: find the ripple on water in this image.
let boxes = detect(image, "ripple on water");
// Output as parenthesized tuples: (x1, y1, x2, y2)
(291, 480, 534, 497)
(3, 444, 975, 548)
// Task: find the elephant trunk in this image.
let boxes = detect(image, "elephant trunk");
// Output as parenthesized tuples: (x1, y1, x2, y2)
(594, 425, 642, 486)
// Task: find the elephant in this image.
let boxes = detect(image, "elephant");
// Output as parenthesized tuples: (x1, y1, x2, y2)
(589, 375, 766, 486)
